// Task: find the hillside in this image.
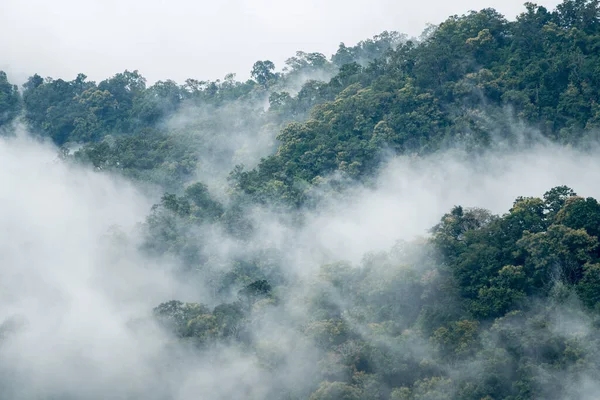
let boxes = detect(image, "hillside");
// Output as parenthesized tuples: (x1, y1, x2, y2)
(1, 1, 600, 399)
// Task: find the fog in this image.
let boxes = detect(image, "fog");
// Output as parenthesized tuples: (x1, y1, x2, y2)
(1, 0, 561, 84)
(300, 143, 600, 263)
(1, 121, 599, 398)
(241, 141, 600, 276)
(1, 0, 599, 395)
(0, 131, 190, 399)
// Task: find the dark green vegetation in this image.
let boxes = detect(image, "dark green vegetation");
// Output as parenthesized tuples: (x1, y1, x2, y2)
(2, 32, 401, 191)
(3, 1, 598, 204)
(3, 0, 600, 399)
(147, 186, 600, 400)
(0, 71, 20, 127)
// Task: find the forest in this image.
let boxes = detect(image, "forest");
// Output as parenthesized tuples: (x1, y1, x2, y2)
(1, 0, 600, 399)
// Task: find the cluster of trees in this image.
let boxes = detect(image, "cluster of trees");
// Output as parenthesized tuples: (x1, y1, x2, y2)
(153, 279, 273, 345)
(150, 186, 600, 399)
(2, 0, 600, 398)
(0, 71, 20, 128)
(4, 0, 597, 202)
(0, 30, 400, 190)
(231, 0, 600, 207)
(129, 2, 600, 398)
(433, 186, 600, 316)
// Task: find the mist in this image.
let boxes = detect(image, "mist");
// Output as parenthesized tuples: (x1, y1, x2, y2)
(1, 123, 600, 398)
(297, 142, 600, 265)
(0, 130, 194, 399)
(3, 1, 600, 398)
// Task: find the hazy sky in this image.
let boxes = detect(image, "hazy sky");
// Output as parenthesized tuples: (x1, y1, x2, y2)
(2, 0, 561, 85)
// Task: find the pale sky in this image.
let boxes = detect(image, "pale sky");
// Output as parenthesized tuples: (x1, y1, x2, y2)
(1, 0, 561, 85)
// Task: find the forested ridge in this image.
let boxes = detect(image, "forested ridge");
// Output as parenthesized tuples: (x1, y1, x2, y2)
(2, 1, 600, 399)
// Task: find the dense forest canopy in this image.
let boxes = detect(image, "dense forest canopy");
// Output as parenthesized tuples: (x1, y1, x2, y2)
(2, 1, 600, 399)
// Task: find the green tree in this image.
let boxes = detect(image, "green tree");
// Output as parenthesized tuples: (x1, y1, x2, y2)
(0, 71, 21, 126)
(251, 60, 277, 86)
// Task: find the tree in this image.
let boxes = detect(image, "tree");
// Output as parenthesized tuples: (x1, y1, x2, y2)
(555, 196, 600, 238)
(184, 182, 224, 221)
(576, 263, 600, 308)
(543, 185, 577, 219)
(285, 51, 329, 73)
(71, 89, 118, 142)
(0, 71, 20, 126)
(153, 300, 210, 336)
(98, 70, 146, 130)
(251, 60, 277, 86)
(518, 224, 598, 286)
(238, 279, 272, 305)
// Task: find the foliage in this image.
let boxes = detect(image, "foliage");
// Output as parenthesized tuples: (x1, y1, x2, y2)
(231, 1, 600, 207)
(9, 1, 600, 398)
(0, 71, 21, 127)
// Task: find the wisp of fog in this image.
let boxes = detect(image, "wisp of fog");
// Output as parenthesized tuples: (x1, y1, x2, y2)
(1, 123, 600, 398)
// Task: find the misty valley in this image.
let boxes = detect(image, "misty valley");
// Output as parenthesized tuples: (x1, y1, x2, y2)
(3, 1, 600, 399)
